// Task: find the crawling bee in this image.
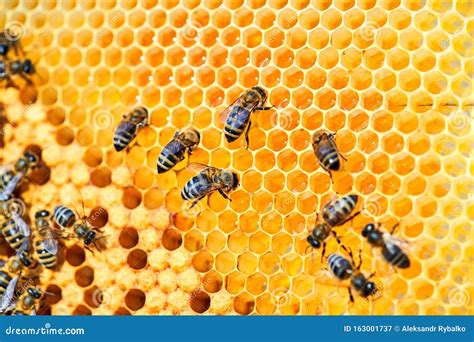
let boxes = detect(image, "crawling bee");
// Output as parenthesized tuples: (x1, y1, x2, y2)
(33, 210, 59, 269)
(362, 222, 410, 269)
(182, 164, 239, 209)
(0, 58, 35, 85)
(0, 245, 38, 313)
(157, 128, 201, 173)
(0, 150, 41, 200)
(327, 248, 377, 302)
(1, 205, 31, 251)
(53, 203, 106, 253)
(312, 130, 346, 183)
(307, 194, 359, 260)
(113, 106, 148, 152)
(221, 86, 273, 147)
(8, 286, 44, 315)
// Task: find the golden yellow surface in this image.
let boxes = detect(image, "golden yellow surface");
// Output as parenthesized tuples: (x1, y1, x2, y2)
(0, 0, 472, 315)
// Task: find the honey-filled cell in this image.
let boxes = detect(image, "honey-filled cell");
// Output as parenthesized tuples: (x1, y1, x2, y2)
(1, 0, 470, 318)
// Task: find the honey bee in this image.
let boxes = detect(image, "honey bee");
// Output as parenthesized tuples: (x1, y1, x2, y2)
(0, 150, 41, 200)
(33, 210, 59, 269)
(9, 286, 44, 315)
(157, 128, 201, 173)
(0, 58, 35, 85)
(182, 164, 239, 209)
(362, 222, 410, 269)
(53, 202, 106, 253)
(221, 86, 273, 147)
(312, 130, 346, 183)
(113, 106, 148, 152)
(327, 248, 377, 302)
(0, 245, 38, 313)
(307, 194, 360, 260)
(1, 211, 31, 252)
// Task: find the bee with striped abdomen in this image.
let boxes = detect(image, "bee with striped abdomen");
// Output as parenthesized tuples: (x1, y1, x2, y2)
(52, 205, 76, 229)
(312, 130, 346, 183)
(307, 194, 360, 261)
(1, 212, 31, 252)
(157, 128, 200, 173)
(0, 150, 41, 200)
(113, 106, 148, 152)
(9, 286, 43, 315)
(53, 202, 106, 253)
(327, 248, 377, 302)
(182, 164, 239, 209)
(0, 272, 19, 313)
(33, 210, 59, 269)
(362, 222, 410, 269)
(221, 86, 273, 147)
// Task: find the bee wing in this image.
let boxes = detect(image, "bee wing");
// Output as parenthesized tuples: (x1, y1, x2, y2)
(382, 233, 409, 250)
(12, 213, 30, 237)
(42, 228, 58, 255)
(185, 162, 216, 174)
(0, 172, 23, 200)
(219, 94, 245, 124)
(0, 276, 19, 311)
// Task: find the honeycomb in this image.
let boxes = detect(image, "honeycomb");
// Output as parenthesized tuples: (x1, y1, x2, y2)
(0, 0, 472, 316)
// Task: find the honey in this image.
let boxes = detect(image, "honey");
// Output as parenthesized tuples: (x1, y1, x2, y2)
(0, 0, 472, 316)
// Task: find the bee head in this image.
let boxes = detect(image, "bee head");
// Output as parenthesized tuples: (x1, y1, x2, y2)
(307, 235, 321, 248)
(24, 150, 39, 164)
(35, 210, 50, 219)
(84, 230, 97, 245)
(27, 287, 42, 299)
(362, 281, 377, 297)
(23, 59, 35, 74)
(361, 223, 375, 237)
(0, 44, 8, 56)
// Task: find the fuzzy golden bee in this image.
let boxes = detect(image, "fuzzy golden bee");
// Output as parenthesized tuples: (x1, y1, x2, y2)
(33, 210, 59, 270)
(113, 106, 148, 152)
(182, 164, 240, 209)
(157, 128, 200, 173)
(221, 86, 273, 147)
(312, 130, 346, 183)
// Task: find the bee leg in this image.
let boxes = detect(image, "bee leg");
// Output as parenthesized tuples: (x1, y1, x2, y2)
(328, 170, 335, 184)
(255, 106, 273, 111)
(338, 211, 361, 227)
(244, 120, 252, 149)
(189, 196, 206, 209)
(84, 245, 95, 255)
(19, 73, 33, 85)
(348, 287, 354, 303)
(320, 241, 327, 263)
(217, 188, 231, 201)
(331, 231, 351, 256)
(368, 271, 376, 279)
(356, 248, 363, 270)
(389, 222, 400, 235)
